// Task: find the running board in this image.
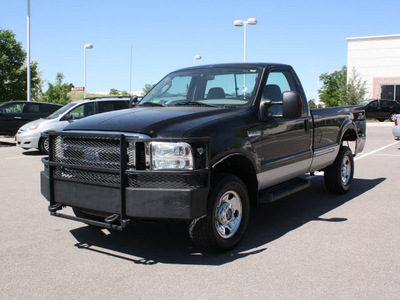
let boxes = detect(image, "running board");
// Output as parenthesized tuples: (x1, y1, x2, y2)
(258, 177, 311, 204)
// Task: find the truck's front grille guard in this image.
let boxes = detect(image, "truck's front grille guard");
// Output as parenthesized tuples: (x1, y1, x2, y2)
(45, 132, 210, 227)
(46, 133, 209, 189)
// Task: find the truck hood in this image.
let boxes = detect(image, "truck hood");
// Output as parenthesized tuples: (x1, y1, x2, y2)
(64, 107, 240, 138)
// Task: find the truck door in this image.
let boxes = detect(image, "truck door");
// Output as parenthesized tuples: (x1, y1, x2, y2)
(256, 69, 313, 189)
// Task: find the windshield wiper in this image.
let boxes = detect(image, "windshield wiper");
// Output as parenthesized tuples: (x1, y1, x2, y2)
(172, 101, 219, 107)
(138, 102, 166, 107)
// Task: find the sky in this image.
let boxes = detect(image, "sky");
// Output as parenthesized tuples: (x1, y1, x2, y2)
(1, 0, 400, 101)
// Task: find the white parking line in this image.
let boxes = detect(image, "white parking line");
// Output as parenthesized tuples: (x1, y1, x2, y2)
(6, 156, 32, 160)
(371, 153, 400, 157)
(355, 141, 400, 161)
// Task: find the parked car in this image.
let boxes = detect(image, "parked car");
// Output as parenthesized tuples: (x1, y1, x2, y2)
(392, 114, 400, 140)
(0, 101, 62, 136)
(16, 97, 134, 153)
(363, 99, 400, 122)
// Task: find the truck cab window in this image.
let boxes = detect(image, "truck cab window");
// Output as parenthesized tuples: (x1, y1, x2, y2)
(264, 71, 300, 116)
(139, 67, 262, 107)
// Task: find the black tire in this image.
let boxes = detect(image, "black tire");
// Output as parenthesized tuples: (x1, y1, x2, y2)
(324, 146, 354, 194)
(38, 137, 49, 154)
(377, 119, 385, 122)
(189, 174, 250, 252)
(389, 113, 397, 122)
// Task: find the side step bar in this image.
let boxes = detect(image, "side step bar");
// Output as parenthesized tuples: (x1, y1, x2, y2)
(258, 177, 311, 204)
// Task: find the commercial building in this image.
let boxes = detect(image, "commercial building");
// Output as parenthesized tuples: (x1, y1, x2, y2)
(346, 34, 400, 101)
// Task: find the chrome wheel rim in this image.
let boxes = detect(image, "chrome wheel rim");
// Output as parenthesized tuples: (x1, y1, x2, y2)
(215, 190, 242, 239)
(341, 156, 351, 185)
(43, 138, 49, 153)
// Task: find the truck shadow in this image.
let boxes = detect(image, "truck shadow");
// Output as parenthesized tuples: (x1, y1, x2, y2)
(70, 176, 385, 266)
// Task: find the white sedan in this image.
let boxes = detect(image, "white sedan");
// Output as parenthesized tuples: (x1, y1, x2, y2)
(393, 114, 400, 140)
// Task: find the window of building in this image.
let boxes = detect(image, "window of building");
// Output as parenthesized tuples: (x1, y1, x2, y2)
(381, 85, 400, 101)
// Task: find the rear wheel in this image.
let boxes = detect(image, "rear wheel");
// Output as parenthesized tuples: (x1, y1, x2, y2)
(389, 113, 397, 122)
(189, 174, 249, 252)
(324, 146, 354, 194)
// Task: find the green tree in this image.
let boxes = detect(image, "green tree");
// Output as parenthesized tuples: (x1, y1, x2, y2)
(44, 73, 73, 105)
(340, 67, 367, 105)
(308, 99, 317, 109)
(0, 28, 42, 102)
(109, 88, 120, 96)
(109, 89, 131, 96)
(318, 66, 347, 107)
(143, 83, 155, 94)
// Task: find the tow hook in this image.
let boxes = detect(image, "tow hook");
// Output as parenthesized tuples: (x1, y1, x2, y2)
(48, 203, 62, 213)
(105, 214, 119, 224)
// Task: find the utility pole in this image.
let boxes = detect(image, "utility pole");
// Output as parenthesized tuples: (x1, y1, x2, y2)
(27, 0, 31, 101)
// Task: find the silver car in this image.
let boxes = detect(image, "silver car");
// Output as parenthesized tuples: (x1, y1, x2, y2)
(15, 97, 132, 153)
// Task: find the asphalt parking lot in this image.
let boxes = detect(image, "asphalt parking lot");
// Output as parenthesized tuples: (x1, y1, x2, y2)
(1, 121, 399, 299)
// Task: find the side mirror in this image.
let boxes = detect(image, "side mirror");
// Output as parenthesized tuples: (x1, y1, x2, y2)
(129, 95, 138, 107)
(282, 91, 302, 119)
(259, 99, 272, 122)
(62, 113, 74, 121)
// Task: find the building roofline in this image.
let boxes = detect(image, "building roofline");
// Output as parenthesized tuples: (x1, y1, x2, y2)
(346, 34, 400, 41)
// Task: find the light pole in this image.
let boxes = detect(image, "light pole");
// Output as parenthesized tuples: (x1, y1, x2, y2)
(27, 0, 31, 101)
(233, 18, 257, 62)
(84, 43, 93, 98)
(193, 55, 202, 66)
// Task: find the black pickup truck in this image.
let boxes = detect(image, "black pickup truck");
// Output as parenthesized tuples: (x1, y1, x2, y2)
(41, 63, 366, 252)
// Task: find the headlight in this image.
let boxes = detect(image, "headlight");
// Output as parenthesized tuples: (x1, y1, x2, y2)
(151, 142, 193, 170)
(25, 124, 39, 132)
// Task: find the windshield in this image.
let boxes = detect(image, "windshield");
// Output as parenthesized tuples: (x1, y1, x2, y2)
(139, 67, 262, 108)
(46, 102, 77, 119)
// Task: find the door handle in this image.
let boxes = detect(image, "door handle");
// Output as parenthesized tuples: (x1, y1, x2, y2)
(14, 116, 22, 119)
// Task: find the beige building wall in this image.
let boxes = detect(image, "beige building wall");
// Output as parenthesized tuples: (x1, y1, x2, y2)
(347, 34, 400, 100)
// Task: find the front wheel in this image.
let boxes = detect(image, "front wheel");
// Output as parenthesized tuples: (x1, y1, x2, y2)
(189, 174, 249, 252)
(324, 146, 354, 194)
(38, 137, 49, 154)
(389, 113, 397, 122)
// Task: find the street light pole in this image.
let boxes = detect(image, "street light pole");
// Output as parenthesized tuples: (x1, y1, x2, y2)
(243, 21, 247, 62)
(233, 18, 257, 62)
(27, 0, 31, 101)
(84, 43, 93, 98)
(193, 55, 202, 66)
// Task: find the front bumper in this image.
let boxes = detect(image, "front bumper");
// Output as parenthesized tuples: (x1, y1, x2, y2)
(40, 132, 211, 227)
(15, 131, 40, 149)
(41, 170, 209, 221)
